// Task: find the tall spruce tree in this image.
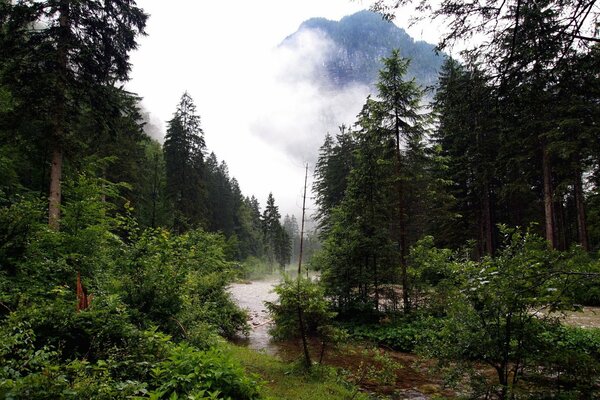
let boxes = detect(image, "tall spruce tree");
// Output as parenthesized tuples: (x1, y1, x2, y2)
(0, 0, 147, 229)
(315, 50, 436, 313)
(433, 58, 499, 255)
(313, 126, 356, 238)
(163, 92, 206, 232)
(261, 193, 290, 269)
(373, 49, 426, 312)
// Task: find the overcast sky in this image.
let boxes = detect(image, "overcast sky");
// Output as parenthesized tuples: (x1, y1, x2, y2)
(127, 0, 442, 219)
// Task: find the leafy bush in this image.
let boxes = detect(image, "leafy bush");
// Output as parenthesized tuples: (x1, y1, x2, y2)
(0, 171, 256, 399)
(266, 276, 339, 340)
(146, 343, 261, 400)
(417, 227, 600, 398)
(118, 228, 248, 342)
(534, 325, 600, 396)
(0, 317, 152, 399)
(0, 313, 261, 400)
(266, 276, 348, 367)
(346, 316, 440, 352)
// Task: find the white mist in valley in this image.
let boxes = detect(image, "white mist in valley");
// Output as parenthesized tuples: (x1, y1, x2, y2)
(250, 27, 371, 166)
(128, 1, 370, 218)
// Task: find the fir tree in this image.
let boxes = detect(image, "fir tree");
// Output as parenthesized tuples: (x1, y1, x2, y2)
(0, 0, 147, 229)
(163, 92, 206, 231)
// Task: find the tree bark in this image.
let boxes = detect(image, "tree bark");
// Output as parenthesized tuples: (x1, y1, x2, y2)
(373, 254, 379, 312)
(395, 112, 410, 314)
(483, 182, 495, 255)
(555, 198, 567, 251)
(298, 164, 308, 276)
(574, 167, 590, 251)
(297, 163, 311, 369)
(49, 0, 69, 230)
(542, 142, 556, 248)
(48, 145, 63, 230)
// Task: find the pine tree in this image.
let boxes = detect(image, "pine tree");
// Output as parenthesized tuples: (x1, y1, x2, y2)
(163, 92, 206, 231)
(137, 140, 169, 228)
(433, 58, 499, 255)
(261, 193, 290, 268)
(0, 0, 147, 229)
(373, 49, 427, 312)
(313, 126, 355, 237)
(283, 214, 300, 263)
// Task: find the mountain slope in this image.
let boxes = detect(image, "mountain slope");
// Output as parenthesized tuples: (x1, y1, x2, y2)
(281, 10, 443, 89)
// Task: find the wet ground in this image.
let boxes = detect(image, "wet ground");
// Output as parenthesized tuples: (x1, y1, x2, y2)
(227, 276, 452, 399)
(228, 277, 600, 399)
(560, 306, 600, 329)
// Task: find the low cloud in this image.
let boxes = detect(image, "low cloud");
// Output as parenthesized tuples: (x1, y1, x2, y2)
(249, 28, 371, 164)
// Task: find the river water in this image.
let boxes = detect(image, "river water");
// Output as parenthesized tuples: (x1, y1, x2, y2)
(227, 275, 448, 399)
(228, 276, 280, 354)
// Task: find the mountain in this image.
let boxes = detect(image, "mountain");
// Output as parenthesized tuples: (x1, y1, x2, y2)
(281, 10, 444, 89)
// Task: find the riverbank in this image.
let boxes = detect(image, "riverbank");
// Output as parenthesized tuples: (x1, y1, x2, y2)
(226, 343, 370, 400)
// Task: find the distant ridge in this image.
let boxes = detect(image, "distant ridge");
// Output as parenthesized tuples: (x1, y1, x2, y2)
(281, 10, 444, 89)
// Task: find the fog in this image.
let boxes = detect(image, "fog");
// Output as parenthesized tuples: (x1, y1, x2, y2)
(249, 28, 371, 165)
(128, 1, 439, 218)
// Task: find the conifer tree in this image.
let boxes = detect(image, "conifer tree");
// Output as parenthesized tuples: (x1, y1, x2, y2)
(261, 193, 290, 268)
(163, 92, 206, 231)
(313, 126, 355, 237)
(0, 0, 147, 229)
(433, 58, 499, 255)
(373, 49, 426, 312)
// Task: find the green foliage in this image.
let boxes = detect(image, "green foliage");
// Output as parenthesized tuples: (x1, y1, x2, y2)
(534, 326, 600, 396)
(346, 316, 440, 353)
(266, 276, 339, 341)
(146, 343, 260, 400)
(407, 236, 457, 314)
(136, 140, 171, 229)
(118, 228, 248, 342)
(261, 193, 291, 269)
(0, 195, 45, 279)
(163, 92, 207, 232)
(0, 301, 163, 399)
(0, 167, 257, 398)
(346, 347, 402, 388)
(417, 227, 600, 397)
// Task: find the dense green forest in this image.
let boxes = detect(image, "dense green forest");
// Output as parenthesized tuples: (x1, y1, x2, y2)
(304, 0, 600, 398)
(0, 1, 292, 398)
(1, 0, 600, 399)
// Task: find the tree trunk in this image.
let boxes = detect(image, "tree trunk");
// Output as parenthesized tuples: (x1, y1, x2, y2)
(297, 289, 312, 369)
(373, 254, 379, 312)
(394, 113, 410, 314)
(555, 198, 567, 251)
(297, 164, 308, 275)
(542, 143, 556, 248)
(48, 145, 63, 230)
(297, 164, 311, 369)
(574, 167, 590, 251)
(49, 0, 69, 230)
(483, 183, 495, 255)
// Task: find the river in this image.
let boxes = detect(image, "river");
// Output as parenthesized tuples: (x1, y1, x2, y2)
(228, 276, 280, 354)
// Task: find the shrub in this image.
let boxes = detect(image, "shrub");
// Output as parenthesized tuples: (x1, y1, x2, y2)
(146, 343, 261, 400)
(347, 316, 440, 352)
(266, 276, 338, 340)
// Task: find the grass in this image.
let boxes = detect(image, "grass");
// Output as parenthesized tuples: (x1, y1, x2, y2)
(225, 343, 370, 400)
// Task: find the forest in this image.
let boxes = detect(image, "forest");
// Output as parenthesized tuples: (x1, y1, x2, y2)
(1, 0, 599, 399)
